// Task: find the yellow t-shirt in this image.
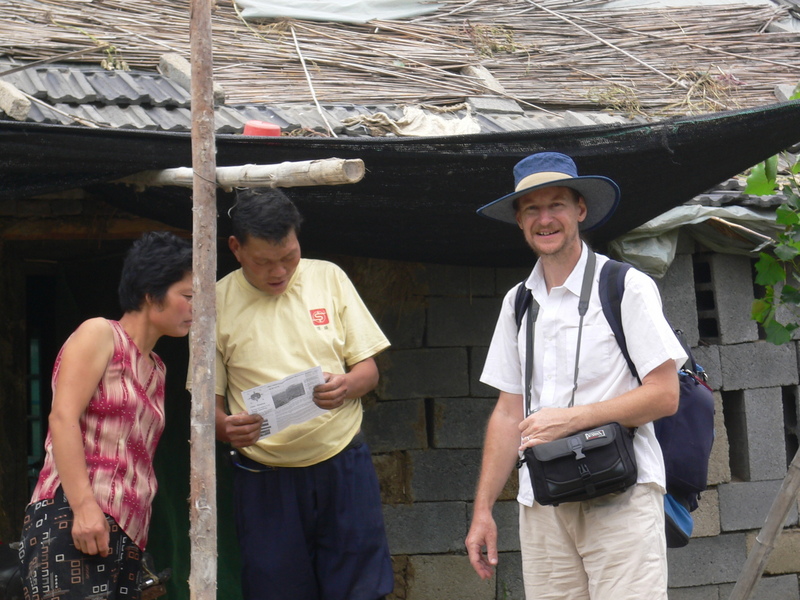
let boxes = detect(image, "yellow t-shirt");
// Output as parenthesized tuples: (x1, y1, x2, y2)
(215, 258, 390, 467)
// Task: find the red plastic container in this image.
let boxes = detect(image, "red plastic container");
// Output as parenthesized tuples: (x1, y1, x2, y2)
(242, 120, 281, 136)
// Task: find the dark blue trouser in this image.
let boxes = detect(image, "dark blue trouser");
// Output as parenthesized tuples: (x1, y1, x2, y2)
(232, 440, 393, 600)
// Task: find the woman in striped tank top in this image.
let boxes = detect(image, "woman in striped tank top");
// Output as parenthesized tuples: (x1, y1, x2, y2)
(19, 231, 192, 600)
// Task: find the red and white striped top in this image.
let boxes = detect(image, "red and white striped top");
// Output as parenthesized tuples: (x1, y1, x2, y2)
(31, 319, 166, 550)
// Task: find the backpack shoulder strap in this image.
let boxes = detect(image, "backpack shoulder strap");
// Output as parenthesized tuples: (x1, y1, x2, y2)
(599, 259, 640, 382)
(514, 281, 532, 332)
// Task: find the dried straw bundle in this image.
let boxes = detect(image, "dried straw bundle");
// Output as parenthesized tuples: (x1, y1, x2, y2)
(0, 0, 795, 114)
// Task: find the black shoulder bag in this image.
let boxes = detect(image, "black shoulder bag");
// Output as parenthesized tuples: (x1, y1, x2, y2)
(518, 251, 638, 506)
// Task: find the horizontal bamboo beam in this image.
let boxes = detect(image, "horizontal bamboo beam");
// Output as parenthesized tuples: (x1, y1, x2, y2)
(118, 158, 366, 191)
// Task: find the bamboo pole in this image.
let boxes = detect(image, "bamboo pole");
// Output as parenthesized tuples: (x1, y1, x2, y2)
(118, 158, 366, 190)
(188, 0, 217, 597)
(728, 449, 800, 600)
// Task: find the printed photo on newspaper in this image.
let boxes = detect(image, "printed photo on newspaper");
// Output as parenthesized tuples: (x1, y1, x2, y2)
(242, 366, 327, 439)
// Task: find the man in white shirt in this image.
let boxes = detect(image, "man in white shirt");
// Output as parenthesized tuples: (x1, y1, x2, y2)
(465, 152, 687, 599)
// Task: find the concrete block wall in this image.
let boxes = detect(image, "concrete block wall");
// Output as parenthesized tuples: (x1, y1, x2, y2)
(351, 240, 800, 599)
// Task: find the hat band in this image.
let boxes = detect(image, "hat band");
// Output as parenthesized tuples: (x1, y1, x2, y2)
(515, 171, 575, 192)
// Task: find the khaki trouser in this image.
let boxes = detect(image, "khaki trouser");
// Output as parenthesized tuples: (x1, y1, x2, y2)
(519, 483, 668, 600)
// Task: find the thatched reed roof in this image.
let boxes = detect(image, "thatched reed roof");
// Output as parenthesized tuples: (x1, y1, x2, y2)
(0, 0, 797, 115)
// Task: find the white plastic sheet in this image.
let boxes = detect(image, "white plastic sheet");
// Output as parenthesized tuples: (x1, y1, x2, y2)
(234, 0, 440, 23)
(609, 204, 782, 278)
(342, 105, 481, 136)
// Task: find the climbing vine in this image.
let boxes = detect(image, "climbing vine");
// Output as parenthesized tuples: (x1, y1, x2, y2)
(749, 86, 800, 344)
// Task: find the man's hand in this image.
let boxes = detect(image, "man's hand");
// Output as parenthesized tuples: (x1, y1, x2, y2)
(71, 499, 111, 557)
(313, 373, 348, 410)
(224, 411, 263, 448)
(518, 407, 578, 451)
(465, 510, 499, 580)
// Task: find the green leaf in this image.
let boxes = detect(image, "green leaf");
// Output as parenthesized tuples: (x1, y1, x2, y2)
(775, 243, 800, 261)
(765, 154, 779, 182)
(746, 161, 778, 195)
(754, 252, 786, 286)
(751, 298, 771, 322)
(781, 284, 800, 305)
(764, 318, 793, 345)
(776, 205, 800, 226)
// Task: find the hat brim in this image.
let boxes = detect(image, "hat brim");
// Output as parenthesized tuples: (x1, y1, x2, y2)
(477, 175, 620, 232)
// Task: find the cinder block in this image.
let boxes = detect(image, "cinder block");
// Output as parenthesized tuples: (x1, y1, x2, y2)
(748, 529, 800, 576)
(775, 282, 800, 341)
(465, 97, 523, 115)
(660, 253, 700, 347)
(362, 398, 427, 452)
(420, 264, 496, 297)
(718, 574, 800, 600)
(496, 267, 535, 296)
(383, 502, 467, 554)
(376, 303, 426, 349)
(719, 342, 798, 391)
(708, 392, 731, 486)
(0, 199, 16, 216)
(468, 500, 520, 553)
(378, 348, 469, 399)
(462, 64, 509, 96)
(718, 480, 798, 532)
(432, 397, 496, 449)
(406, 554, 495, 600)
(742, 388, 789, 480)
(775, 84, 798, 101)
(675, 229, 696, 255)
(710, 254, 759, 344)
(691, 345, 721, 390)
(427, 297, 503, 347)
(667, 532, 747, 587)
(0, 79, 31, 120)
(496, 551, 525, 600)
(17, 199, 51, 217)
(668, 585, 720, 600)
(159, 52, 226, 104)
(470, 346, 498, 398)
(409, 449, 482, 502)
(692, 487, 721, 538)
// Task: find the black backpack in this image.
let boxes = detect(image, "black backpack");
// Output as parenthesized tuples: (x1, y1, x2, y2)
(513, 259, 715, 547)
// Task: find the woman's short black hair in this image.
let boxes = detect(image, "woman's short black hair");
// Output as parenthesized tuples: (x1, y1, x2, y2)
(118, 231, 192, 312)
(230, 188, 303, 244)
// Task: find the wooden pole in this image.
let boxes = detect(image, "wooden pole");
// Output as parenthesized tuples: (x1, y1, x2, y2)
(728, 449, 800, 600)
(119, 158, 366, 190)
(188, 0, 217, 597)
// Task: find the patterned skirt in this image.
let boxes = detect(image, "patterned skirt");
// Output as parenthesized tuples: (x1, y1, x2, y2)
(19, 488, 142, 600)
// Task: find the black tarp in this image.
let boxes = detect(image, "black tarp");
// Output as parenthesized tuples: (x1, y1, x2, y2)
(3, 100, 800, 265)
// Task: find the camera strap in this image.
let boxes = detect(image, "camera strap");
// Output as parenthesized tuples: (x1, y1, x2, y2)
(523, 249, 596, 418)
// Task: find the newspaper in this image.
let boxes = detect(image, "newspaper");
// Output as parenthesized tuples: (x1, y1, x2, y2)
(242, 366, 327, 439)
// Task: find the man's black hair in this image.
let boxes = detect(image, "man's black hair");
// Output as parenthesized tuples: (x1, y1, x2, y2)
(231, 188, 303, 244)
(118, 231, 192, 312)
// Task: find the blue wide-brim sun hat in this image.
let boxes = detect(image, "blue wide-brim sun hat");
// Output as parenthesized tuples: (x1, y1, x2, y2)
(477, 152, 621, 231)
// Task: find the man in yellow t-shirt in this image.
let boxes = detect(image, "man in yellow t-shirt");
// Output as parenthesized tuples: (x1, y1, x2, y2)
(215, 188, 393, 600)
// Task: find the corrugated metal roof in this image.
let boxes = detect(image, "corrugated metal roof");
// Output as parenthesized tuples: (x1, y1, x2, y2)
(0, 60, 641, 135)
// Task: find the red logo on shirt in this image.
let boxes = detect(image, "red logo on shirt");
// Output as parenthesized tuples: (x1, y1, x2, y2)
(310, 308, 330, 326)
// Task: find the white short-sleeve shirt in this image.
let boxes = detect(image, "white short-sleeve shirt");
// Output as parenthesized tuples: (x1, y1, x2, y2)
(481, 243, 687, 506)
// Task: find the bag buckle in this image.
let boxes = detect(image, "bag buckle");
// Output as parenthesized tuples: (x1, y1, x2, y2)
(568, 436, 585, 460)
